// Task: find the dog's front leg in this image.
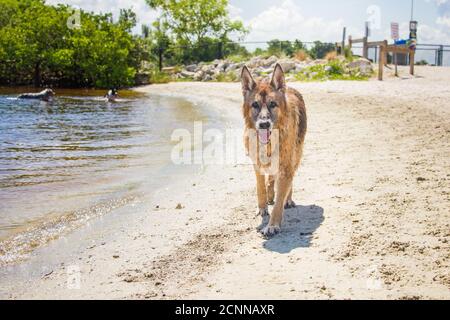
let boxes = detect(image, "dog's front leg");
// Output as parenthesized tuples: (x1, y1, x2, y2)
(255, 171, 268, 217)
(261, 173, 293, 237)
(267, 175, 276, 205)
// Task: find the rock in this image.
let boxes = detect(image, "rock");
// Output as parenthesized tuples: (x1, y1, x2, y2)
(217, 61, 230, 72)
(347, 58, 373, 75)
(226, 62, 244, 72)
(162, 67, 177, 74)
(262, 56, 278, 67)
(277, 59, 296, 73)
(185, 64, 197, 72)
(294, 63, 306, 72)
(203, 74, 213, 82)
(200, 64, 215, 76)
(180, 70, 195, 78)
(176, 203, 183, 209)
(193, 70, 205, 81)
(163, 55, 372, 83)
(247, 56, 265, 68)
(311, 59, 327, 65)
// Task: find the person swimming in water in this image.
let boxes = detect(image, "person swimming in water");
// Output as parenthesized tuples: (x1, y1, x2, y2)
(105, 89, 118, 102)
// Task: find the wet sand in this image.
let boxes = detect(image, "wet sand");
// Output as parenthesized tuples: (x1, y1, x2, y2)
(1, 66, 449, 299)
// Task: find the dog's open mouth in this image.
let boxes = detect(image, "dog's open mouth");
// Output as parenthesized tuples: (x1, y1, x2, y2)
(258, 129, 271, 145)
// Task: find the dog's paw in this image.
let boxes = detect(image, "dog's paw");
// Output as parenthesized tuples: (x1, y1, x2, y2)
(256, 214, 270, 232)
(284, 200, 296, 209)
(260, 225, 281, 238)
(256, 207, 269, 217)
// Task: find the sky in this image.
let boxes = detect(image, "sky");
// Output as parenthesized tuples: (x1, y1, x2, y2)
(46, 0, 450, 43)
(46, 0, 450, 63)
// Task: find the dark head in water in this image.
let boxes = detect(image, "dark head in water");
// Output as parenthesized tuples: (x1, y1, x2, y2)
(105, 88, 118, 102)
(18, 89, 55, 102)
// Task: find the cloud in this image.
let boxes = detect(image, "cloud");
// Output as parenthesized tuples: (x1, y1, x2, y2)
(424, 0, 450, 43)
(228, 3, 243, 21)
(425, 0, 450, 16)
(436, 15, 450, 27)
(243, 0, 344, 42)
(46, 0, 158, 32)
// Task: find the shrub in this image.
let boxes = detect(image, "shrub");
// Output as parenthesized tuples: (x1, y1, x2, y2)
(310, 41, 336, 59)
(415, 60, 428, 66)
(325, 51, 338, 61)
(294, 50, 310, 61)
(215, 71, 238, 82)
(293, 59, 371, 82)
(148, 70, 171, 84)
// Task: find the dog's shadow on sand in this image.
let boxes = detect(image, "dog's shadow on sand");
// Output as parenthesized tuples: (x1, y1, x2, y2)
(261, 205, 324, 254)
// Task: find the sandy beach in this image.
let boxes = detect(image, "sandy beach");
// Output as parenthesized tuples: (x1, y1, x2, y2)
(1, 66, 449, 300)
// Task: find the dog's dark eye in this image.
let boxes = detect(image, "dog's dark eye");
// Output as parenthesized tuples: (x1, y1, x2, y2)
(269, 101, 278, 109)
(251, 101, 260, 109)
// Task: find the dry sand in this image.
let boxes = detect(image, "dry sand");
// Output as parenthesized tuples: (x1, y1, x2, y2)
(1, 66, 449, 300)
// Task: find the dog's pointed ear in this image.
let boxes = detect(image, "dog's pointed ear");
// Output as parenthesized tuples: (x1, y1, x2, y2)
(271, 63, 286, 92)
(241, 66, 256, 95)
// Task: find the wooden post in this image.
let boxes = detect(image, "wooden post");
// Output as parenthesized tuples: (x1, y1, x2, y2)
(383, 40, 388, 67)
(438, 45, 444, 66)
(342, 27, 346, 53)
(348, 36, 352, 50)
(410, 49, 415, 75)
(394, 54, 398, 76)
(394, 46, 398, 77)
(363, 37, 369, 59)
(378, 44, 385, 81)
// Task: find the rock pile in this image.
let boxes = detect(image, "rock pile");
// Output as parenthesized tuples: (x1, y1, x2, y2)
(173, 56, 373, 82)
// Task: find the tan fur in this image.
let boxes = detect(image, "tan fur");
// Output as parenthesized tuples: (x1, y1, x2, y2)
(241, 64, 307, 236)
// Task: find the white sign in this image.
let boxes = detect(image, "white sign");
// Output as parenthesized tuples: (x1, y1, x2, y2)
(391, 22, 399, 40)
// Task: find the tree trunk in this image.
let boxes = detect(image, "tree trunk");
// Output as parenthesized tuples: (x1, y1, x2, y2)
(33, 62, 41, 87)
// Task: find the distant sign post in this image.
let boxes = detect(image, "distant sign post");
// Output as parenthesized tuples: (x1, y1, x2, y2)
(391, 22, 400, 76)
(409, 20, 418, 49)
(391, 22, 399, 41)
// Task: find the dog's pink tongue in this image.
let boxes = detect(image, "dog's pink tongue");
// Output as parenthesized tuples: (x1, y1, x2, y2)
(258, 129, 270, 145)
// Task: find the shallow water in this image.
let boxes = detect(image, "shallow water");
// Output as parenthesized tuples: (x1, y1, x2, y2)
(0, 88, 216, 245)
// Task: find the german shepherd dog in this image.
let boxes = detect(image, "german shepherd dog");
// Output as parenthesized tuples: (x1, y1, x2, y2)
(241, 64, 307, 237)
(18, 89, 55, 102)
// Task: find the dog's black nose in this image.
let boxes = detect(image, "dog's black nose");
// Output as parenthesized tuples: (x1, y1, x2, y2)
(259, 122, 271, 129)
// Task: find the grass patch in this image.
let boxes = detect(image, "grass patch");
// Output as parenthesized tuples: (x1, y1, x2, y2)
(293, 59, 372, 82)
(148, 71, 171, 84)
(214, 71, 238, 82)
(227, 54, 251, 63)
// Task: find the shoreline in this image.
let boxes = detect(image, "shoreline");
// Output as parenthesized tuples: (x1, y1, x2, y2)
(1, 66, 449, 299)
(0, 93, 216, 266)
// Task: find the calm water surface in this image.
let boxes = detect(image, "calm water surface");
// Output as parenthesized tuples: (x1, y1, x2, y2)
(0, 88, 215, 243)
